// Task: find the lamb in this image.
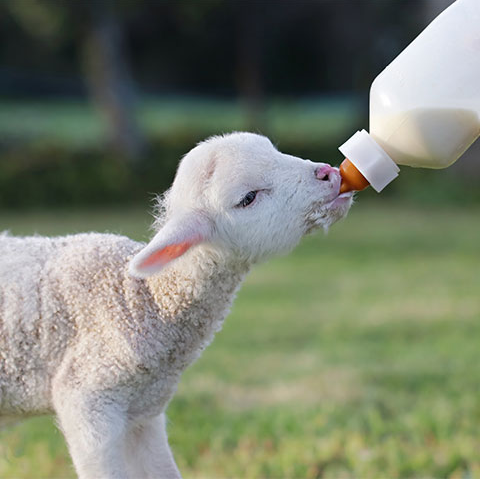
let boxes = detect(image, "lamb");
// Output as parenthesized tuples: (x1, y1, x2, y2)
(0, 132, 353, 478)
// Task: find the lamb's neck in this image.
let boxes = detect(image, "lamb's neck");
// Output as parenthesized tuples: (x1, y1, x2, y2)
(145, 247, 249, 363)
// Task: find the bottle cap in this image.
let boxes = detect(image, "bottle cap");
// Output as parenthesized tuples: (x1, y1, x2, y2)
(338, 130, 400, 192)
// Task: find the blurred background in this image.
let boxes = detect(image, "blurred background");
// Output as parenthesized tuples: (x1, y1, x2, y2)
(0, 0, 479, 208)
(1, 0, 480, 478)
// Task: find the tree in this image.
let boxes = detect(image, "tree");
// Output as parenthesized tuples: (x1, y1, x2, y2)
(81, 0, 145, 160)
(4, 0, 146, 161)
(233, 0, 268, 132)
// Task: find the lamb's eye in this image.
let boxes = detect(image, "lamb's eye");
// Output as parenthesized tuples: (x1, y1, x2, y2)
(238, 191, 257, 207)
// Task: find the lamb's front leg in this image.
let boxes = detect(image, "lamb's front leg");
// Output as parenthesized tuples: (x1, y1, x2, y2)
(53, 388, 129, 479)
(125, 413, 181, 479)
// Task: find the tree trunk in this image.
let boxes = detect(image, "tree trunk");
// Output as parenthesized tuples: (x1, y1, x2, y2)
(423, 0, 454, 23)
(82, 0, 145, 162)
(235, 1, 267, 133)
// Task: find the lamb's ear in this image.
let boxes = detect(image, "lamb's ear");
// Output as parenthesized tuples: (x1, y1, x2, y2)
(129, 213, 210, 278)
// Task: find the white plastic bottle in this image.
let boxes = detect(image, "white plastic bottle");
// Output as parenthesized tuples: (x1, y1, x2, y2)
(339, 0, 480, 193)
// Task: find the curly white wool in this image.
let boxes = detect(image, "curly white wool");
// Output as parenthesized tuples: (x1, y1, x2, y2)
(0, 132, 353, 478)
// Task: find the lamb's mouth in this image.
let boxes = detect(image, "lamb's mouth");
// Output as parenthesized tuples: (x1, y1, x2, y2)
(305, 191, 354, 233)
(327, 191, 354, 208)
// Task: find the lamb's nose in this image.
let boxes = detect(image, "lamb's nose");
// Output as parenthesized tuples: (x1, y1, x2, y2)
(315, 165, 336, 181)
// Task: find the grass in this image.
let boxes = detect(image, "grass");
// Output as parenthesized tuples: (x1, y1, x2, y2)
(1, 201, 480, 478)
(0, 96, 361, 147)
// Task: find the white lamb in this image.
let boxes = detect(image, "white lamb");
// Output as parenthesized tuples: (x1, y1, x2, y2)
(0, 132, 353, 478)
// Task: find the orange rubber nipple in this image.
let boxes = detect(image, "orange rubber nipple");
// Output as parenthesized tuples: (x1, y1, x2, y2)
(339, 158, 370, 193)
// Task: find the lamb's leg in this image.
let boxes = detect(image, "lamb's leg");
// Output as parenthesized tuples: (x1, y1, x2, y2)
(53, 389, 128, 479)
(125, 413, 181, 479)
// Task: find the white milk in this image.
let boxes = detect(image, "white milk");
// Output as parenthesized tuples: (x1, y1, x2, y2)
(371, 108, 480, 168)
(339, 0, 480, 192)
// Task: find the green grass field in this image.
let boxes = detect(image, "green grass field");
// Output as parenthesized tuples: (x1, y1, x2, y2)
(0, 96, 360, 147)
(1, 202, 480, 478)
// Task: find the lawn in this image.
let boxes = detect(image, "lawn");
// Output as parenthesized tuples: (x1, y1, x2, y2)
(0, 96, 361, 147)
(1, 201, 480, 478)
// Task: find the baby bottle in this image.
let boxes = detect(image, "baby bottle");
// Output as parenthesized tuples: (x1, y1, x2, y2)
(339, 0, 480, 193)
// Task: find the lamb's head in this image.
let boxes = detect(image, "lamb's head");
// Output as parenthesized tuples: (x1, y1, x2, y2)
(129, 132, 353, 277)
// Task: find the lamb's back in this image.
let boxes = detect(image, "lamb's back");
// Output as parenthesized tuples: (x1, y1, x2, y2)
(0, 232, 142, 414)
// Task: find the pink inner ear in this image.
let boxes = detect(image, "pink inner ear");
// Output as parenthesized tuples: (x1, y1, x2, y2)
(140, 241, 193, 269)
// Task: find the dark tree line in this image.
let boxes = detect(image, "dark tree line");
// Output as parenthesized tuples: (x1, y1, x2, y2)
(0, 0, 445, 160)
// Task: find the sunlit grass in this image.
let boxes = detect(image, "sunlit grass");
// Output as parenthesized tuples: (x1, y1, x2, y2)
(1, 202, 480, 478)
(0, 96, 360, 147)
